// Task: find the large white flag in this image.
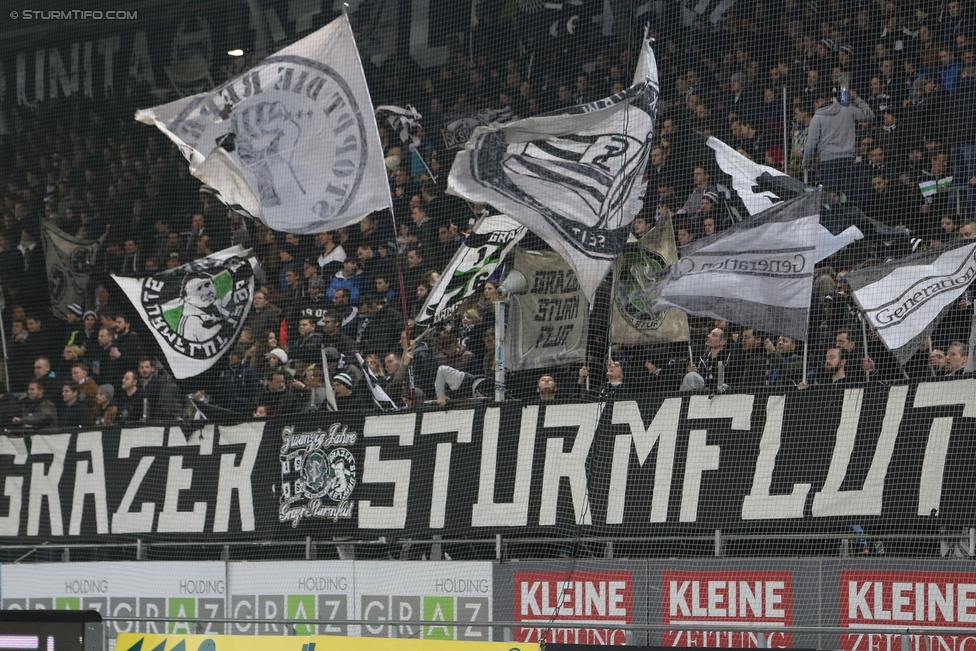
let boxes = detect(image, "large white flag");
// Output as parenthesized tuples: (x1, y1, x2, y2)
(647, 191, 822, 342)
(135, 15, 389, 234)
(447, 36, 659, 300)
(847, 239, 976, 364)
(113, 246, 257, 379)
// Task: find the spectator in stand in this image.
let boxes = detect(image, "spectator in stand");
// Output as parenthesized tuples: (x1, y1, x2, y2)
(327, 259, 363, 304)
(216, 344, 262, 416)
(93, 385, 116, 425)
(677, 166, 715, 216)
(403, 246, 427, 296)
(290, 366, 329, 412)
(577, 360, 630, 399)
(70, 361, 100, 405)
(111, 370, 144, 424)
(137, 358, 181, 422)
(289, 317, 324, 364)
(684, 327, 736, 391)
(332, 372, 371, 411)
(798, 347, 851, 389)
(58, 381, 92, 428)
(245, 289, 282, 340)
(766, 335, 804, 387)
(33, 357, 56, 382)
(536, 374, 558, 401)
(803, 90, 875, 197)
(435, 365, 490, 405)
(12, 380, 58, 429)
(261, 370, 302, 414)
(945, 342, 970, 377)
(112, 313, 144, 370)
(91, 326, 123, 390)
(353, 296, 403, 357)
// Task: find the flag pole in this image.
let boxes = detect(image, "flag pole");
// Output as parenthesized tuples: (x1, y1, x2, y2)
(782, 84, 789, 174)
(494, 300, 505, 402)
(353, 0, 418, 399)
(320, 345, 338, 411)
(0, 299, 8, 392)
(860, 314, 871, 381)
(802, 339, 808, 383)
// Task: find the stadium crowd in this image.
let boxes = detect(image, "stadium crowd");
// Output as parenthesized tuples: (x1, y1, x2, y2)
(0, 0, 974, 427)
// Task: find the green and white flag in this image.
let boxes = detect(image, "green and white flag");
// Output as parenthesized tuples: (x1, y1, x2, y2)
(919, 176, 953, 198)
(113, 246, 257, 379)
(416, 213, 526, 324)
(610, 215, 689, 345)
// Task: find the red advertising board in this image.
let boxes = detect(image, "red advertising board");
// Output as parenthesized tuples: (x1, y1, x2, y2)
(514, 570, 633, 645)
(662, 570, 794, 648)
(841, 571, 976, 651)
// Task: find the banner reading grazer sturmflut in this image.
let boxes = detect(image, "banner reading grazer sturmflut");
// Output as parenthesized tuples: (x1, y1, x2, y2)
(40, 221, 105, 320)
(417, 214, 526, 324)
(113, 246, 257, 379)
(135, 14, 389, 235)
(505, 249, 588, 371)
(847, 239, 976, 364)
(610, 216, 689, 345)
(447, 36, 659, 300)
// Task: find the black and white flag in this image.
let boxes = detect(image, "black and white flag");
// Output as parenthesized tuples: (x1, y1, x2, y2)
(696, 135, 865, 260)
(684, 0, 738, 24)
(847, 239, 976, 365)
(40, 221, 105, 320)
(416, 214, 526, 324)
(113, 246, 257, 379)
(439, 105, 517, 151)
(377, 104, 422, 149)
(647, 191, 822, 341)
(447, 36, 658, 300)
(135, 15, 389, 235)
(355, 353, 398, 411)
(695, 134, 922, 261)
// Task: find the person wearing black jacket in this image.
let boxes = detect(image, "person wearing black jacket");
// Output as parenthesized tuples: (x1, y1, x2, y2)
(112, 314, 145, 371)
(112, 370, 145, 424)
(260, 371, 302, 414)
(215, 346, 263, 415)
(58, 381, 93, 428)
(13, 380, 58, 429)
(576, 361, 632, 400)
(353, 296, 403, 357)
(331, 372, 372, 411)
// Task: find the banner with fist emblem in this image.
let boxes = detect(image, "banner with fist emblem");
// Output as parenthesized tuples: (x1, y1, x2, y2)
(135, 14, 389, 234)
(113, 246, 258, 379)
(40, 221, 105, 321)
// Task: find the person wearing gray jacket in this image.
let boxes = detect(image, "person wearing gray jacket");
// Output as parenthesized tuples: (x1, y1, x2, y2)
(802, 92, 875, 197)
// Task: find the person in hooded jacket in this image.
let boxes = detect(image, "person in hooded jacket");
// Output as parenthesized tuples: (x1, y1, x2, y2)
(803, 90, 875, 197)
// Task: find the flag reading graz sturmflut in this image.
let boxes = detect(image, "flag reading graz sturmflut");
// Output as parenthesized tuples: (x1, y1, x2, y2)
(113, 246, 257, 379)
